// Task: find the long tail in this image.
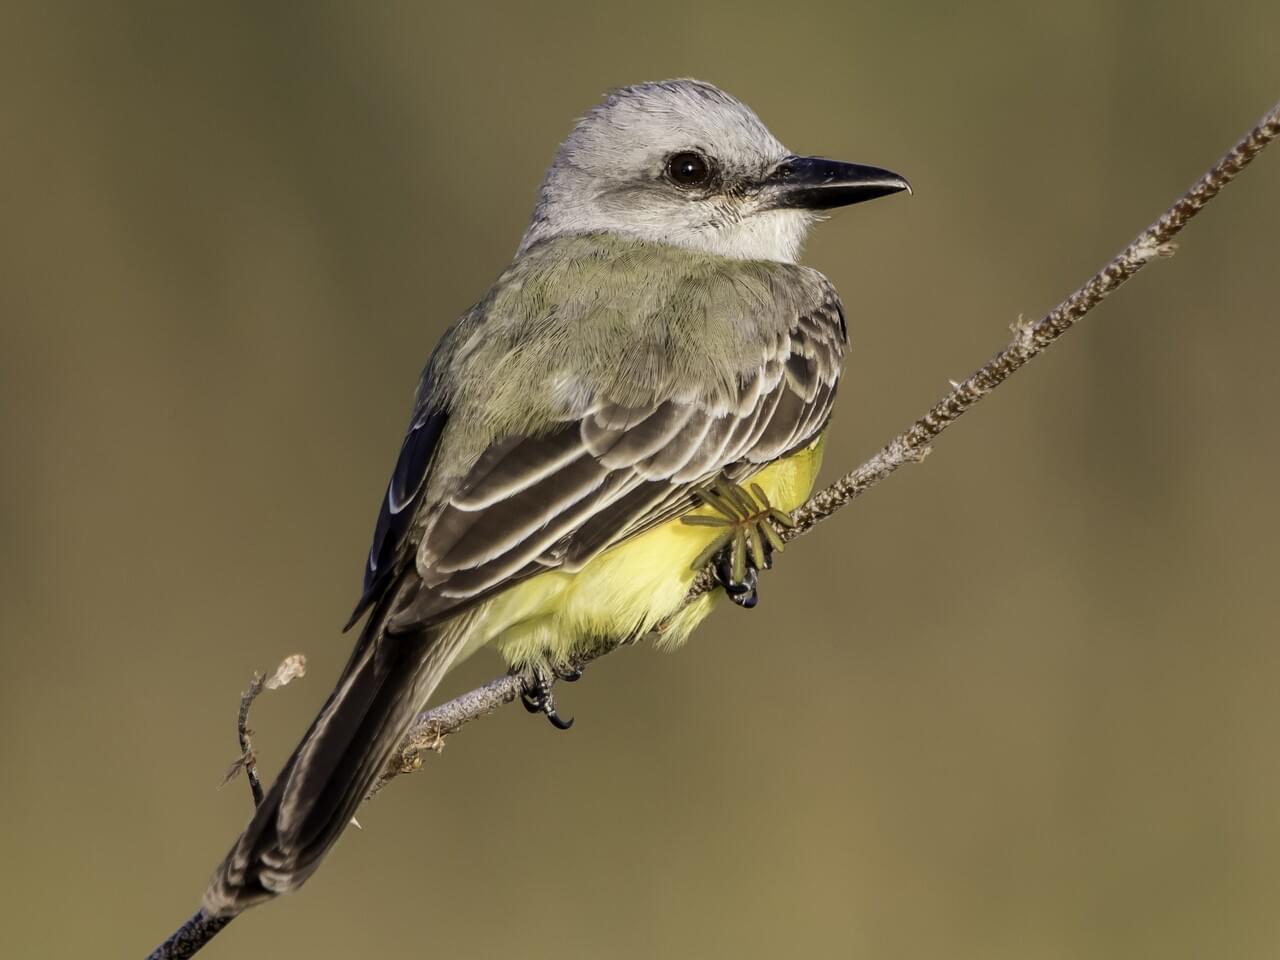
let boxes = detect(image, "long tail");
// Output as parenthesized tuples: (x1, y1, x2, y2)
(202, 609, 471, 918)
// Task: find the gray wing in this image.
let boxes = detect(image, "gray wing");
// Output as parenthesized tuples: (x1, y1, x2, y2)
(379, 288, 845, 630)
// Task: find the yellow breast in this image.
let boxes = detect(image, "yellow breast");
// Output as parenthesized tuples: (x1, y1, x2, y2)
(473, 436, 826, 667)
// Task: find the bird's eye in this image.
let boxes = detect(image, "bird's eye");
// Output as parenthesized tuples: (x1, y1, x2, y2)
(665, 151, 713, 188)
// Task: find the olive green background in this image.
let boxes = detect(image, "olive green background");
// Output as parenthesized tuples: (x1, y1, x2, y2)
(3, 2, 1279, 958)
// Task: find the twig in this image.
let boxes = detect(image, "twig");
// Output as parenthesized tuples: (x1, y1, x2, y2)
(145, 100, 1279, 960)
(219, 655, 307, 808)
(146, 912, 232, 960)
(224, 675, 266, 805)
(371, 674, 528, 793)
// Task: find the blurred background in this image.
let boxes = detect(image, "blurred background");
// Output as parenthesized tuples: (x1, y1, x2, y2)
(2, 2, 1279, 957)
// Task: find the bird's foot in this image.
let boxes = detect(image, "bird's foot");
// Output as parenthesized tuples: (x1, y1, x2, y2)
(519, 661, 582, 730)
(682, 477, 794, 609)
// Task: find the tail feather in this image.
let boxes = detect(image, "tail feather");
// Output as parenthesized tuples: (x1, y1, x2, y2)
(202, 613, 472, 917)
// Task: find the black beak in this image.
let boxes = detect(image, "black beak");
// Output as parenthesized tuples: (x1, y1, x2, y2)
(764, 156, 910, 211)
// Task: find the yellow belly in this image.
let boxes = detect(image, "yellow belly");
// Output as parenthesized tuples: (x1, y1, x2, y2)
(471, 436, 826, 667)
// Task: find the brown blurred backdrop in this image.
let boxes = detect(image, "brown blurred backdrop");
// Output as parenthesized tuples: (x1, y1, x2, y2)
(3, 2, 1279, 958)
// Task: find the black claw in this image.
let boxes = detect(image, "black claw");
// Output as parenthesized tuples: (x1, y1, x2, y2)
(714, 550, 760, 608)
(555, 663, 583, 683)
(729, 568, 759, 608)
(545, 709, 575, 730)
(519, 666, 576, 731)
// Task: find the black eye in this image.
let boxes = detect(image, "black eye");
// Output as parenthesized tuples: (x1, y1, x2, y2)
(665, 151, 712, 188)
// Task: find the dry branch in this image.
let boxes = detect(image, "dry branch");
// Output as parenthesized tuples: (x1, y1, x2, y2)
(146, 99, 1280, 960)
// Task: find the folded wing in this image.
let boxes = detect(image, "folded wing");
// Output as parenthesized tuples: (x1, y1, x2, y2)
(361, 285, 846, 630)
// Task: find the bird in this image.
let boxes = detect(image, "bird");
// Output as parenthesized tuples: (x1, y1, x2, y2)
(203, 78, 908, 917)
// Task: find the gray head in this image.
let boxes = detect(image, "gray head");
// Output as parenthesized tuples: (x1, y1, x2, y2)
(518, 79, 908, 263)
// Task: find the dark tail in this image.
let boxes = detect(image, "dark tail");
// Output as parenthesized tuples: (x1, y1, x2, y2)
(202, 615, 467, 917)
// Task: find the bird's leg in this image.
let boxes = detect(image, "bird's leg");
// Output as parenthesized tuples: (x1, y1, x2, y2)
(683, 477, 794, 609)
(518, 660, 581, 730)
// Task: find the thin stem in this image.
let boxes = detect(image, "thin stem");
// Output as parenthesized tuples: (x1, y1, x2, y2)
(145, 911, 231, 960)
(145, 99, 1280, 960)
(233, 674, 266, 807)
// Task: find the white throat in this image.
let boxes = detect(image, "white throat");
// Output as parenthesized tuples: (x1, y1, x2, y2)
(671, 208, 814, 263)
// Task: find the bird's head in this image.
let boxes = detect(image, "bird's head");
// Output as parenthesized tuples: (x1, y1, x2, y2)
(518, 78, 908, 263)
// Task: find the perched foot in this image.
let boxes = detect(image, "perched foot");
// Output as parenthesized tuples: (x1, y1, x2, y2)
(682, 477, 794, 609)
(519, 662, 582, 730)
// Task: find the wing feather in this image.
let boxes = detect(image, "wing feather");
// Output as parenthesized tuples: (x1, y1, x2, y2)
(586, 400, 698, 467)
(431, 453, 610, 573)
(452, 429, 588, 511)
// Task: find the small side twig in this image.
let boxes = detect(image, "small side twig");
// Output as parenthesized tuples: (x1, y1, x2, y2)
(219, 654, 307, 808)
(224, 675, 265, 805)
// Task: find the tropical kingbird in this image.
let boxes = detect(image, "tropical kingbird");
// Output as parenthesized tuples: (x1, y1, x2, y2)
(204, 78, 908, 916)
